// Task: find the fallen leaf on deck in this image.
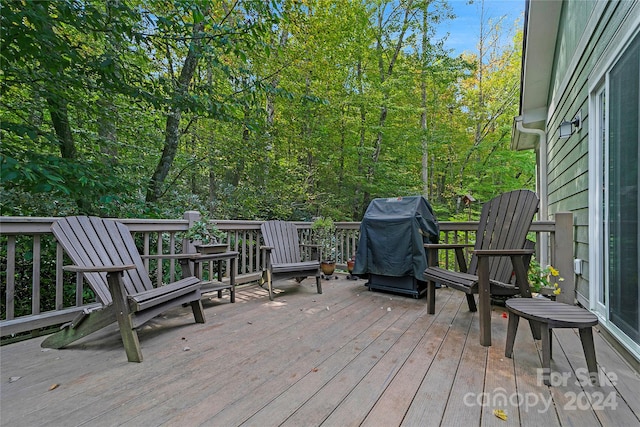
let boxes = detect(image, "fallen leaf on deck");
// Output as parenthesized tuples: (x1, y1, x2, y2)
(9, 376, 21, 383)
(49, 384, 59, 391)
(183, 346, 191, 351)
(493, 409, 507, 420)
(311, 368, 319, 372)
(502, 312, 508, 319)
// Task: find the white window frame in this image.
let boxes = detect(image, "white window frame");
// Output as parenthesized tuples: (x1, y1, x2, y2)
(589, 84, 607, 317)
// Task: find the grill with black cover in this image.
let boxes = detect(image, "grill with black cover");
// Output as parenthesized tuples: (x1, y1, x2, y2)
(352, 196, 439, 298)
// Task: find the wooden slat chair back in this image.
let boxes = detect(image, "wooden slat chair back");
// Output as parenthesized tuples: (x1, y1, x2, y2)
(261, 220, 303, 265)
(41, 216, 205, 362)
(260, 220, 322, 301)
(424, 190, 539, 346)
(467, 189, 539, 285)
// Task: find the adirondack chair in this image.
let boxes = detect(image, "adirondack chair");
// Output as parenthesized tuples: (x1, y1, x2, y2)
(41, 216, 207, 362)
(423, 190, 539, 346)
(260, 220, 322, 301)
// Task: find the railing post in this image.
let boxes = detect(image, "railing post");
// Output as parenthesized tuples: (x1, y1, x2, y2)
(183, 211, 202, 278)
(183, 211, 201, 255)
(554, 212, 575, 304)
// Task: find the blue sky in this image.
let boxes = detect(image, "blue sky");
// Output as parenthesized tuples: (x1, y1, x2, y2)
(435, 0, 526, 56)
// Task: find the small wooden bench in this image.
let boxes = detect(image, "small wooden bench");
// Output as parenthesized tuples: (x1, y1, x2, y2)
(505, 297, 599, 386)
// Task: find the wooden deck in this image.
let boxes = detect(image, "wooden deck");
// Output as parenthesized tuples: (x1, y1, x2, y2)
(2, 276, 639, 427)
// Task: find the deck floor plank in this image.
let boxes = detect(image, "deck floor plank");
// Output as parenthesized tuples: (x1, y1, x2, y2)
(510, 317, 561, 427)
(2, 277, 639, 427)
(360, 288, 462, 427)
(589, 327, 640, 417)
(278, 306, 418, 426)
(481, 308, 520, 427)
(399, 298, 475, 426)
(554, 328, 640, 426)
(89, 285, 372, 426)
(544, 332, 602, 427)
(321, 303, 436, 426)
(159, 292, 399, 426)
(439, 311, 486, 426)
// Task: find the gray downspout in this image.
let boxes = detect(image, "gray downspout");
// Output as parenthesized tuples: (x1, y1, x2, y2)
(515, 116, 549, 267)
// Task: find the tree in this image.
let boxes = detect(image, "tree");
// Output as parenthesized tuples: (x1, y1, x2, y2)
(1, 0, 534, 222)
(455, 3, 531, 204)
(144, 2, 280, 204)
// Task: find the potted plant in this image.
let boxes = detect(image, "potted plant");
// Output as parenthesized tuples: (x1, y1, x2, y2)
(346, 255, 358, 280)
(312, 217, 337, 278)
(528, 259, 563, 300)
(184, 218, 228, 254)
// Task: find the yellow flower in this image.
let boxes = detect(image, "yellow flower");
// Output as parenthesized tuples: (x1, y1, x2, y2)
(528, 260, 564, 294)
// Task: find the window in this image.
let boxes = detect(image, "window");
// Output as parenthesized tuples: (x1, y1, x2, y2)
(589, 29, 639, 356)
(607, 32, 639, 343)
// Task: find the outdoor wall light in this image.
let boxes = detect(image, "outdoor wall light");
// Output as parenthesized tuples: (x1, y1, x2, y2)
(559, 115, 581, 138)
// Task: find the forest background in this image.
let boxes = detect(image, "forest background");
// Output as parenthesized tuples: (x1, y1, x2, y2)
(1, 0, 534, 223)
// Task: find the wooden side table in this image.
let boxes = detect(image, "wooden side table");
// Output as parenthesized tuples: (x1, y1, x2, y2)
(182, 251, 239, 303)
(505, 297, 599, 386)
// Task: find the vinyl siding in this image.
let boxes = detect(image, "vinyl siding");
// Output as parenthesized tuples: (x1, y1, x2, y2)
(544, 1, 633, 301)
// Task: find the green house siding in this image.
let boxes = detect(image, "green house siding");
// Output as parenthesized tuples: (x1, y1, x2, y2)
(545, 1, 633, 299)
(574, 206, 591, 299)
(518, 0, 639, 360)
(549, 0, 598, 101)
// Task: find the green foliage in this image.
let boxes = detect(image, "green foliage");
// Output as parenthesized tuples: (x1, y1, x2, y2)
(1, 0, 534, 222)
(312, 217, 336, 261)
(183, 219, 225, 244)
(528, 259, 564, 294)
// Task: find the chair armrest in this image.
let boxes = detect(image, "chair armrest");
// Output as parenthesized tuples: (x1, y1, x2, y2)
(63, 265, 136, 273)
(473, 249, 534, 256)
(260, 245, 274, 251)
(141, 254, 194, 260)
(424, 243, 474, 250)
(425, 244, 472, 272)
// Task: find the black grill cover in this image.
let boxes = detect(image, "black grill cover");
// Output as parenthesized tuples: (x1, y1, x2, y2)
(352, 196, 439, 279)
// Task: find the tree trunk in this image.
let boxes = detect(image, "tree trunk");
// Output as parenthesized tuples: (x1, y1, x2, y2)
(365, 1, 413, 204)
(353, 57, 366, 219)
(98, 98, 118, 166)
(459, 0, 485, 192)
(146, 19, 205, 204)
(46, 96, 91, 213)
(420, 3, 430, 198)
(266, 29, 288, 127)
(47, 97, 76, 160)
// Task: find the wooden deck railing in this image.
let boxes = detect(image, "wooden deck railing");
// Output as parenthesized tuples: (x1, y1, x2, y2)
(0, 212, 573, 338)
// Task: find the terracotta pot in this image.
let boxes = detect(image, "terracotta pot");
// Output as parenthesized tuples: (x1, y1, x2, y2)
(347, 259, 355, 273)
(320, 261, 336, 276)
